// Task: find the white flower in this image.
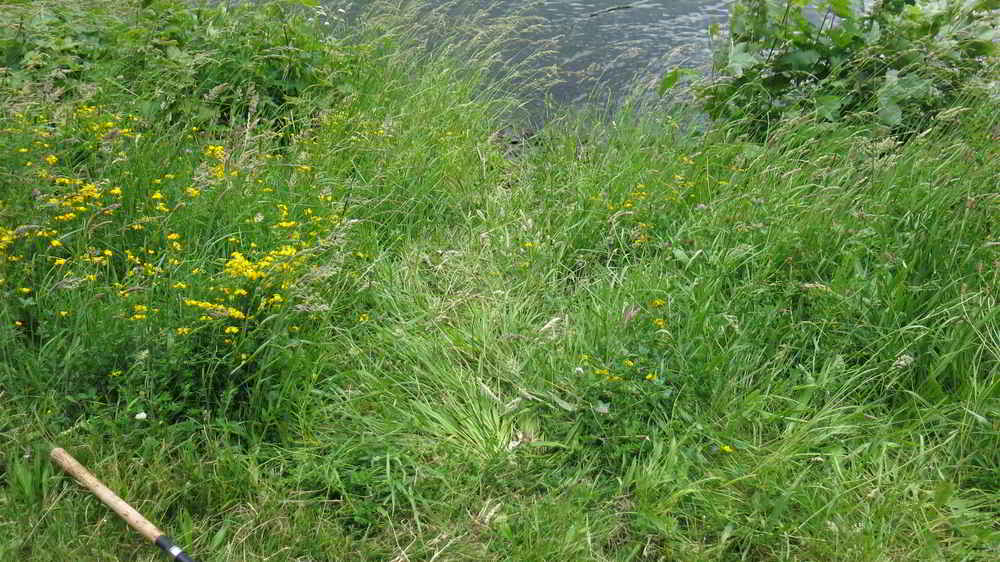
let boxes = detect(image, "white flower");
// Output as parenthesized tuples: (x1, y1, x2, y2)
(893, 354, 915, 369)
(134, 412, 148, 421)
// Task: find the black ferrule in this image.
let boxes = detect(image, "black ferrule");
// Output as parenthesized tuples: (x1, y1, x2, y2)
(155, 535, 198, 562)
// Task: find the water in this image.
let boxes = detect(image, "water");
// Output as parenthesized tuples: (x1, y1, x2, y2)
(323, 1, 732, 114)
(488, 1, 731, 106)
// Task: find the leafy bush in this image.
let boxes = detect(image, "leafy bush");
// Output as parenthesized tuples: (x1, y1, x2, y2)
(1, 0, 368, 129)
(695, 0, 998, 135)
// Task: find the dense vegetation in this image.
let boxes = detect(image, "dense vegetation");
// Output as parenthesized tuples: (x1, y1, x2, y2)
(1, 0, 997, 559)
(694, 0, 998, 136)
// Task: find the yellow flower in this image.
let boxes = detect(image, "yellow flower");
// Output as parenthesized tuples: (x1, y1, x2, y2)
(204, 144, 225, 159)
(45, 154, 58, 165)
(54, 258, 67, 266)
(224, 252, 265, 280)
(167, 233, 181, 240)
(358, 312, 369, 322)
(59, 311, 69, 317)
(172, 282, 187, 289)
(151, 191, 163, 200)
(49, 239, 62, 247)
(176, 327, 192, 335)
(652, 318, 666, 329)
(18, 287, 31, 294)
(110, 187, 123, 196)
(224, 326, 239, 334)
(185, 187, 200, 197)
(650, 298, 666, 308)
(720, 445, 734, 454)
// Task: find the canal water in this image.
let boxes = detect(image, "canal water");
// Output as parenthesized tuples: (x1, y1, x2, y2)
(323, 1, 732, 116)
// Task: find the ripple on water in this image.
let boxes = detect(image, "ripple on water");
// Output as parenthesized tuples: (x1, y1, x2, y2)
(327, 0, 733, 111)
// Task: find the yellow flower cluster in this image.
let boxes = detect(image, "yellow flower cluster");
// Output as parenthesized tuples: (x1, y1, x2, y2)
(0, 227, 15, 252)
(223, 245, 301, 281)
(183, 299, 246, 319)
(224, 252, 266, 280)
(203, 145, 225, 160)
(3, 100, 362, 359)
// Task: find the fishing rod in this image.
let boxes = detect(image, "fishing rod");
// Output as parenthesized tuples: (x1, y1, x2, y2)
(50, 447, 198, 562)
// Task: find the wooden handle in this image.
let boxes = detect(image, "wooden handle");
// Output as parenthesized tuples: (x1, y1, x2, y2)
(50, 447, 163, 542)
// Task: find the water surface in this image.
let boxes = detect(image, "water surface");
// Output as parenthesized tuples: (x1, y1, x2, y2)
(325, 1, 732, 112)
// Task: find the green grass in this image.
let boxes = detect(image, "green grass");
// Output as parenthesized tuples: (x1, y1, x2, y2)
(1, 1, 998, 560)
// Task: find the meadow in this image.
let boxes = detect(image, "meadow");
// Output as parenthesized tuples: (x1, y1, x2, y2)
(1, 1, 997, 560)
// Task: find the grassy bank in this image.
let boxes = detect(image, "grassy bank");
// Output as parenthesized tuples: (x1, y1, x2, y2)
(2, 1, 998, 559)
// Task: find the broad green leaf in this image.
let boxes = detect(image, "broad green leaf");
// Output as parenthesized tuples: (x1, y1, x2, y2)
(210, 527, 228, 551)
(878, 98, 902, 126)
(829, 0, 852, 18)
(778, 49, 820, 70)
(932, 480, 955, 509)
(657, 67, 696, 96)
(166, 45, 192, 66)
(2, 40, 25, 69)
(865, 20, 881, 44)
(725, 43, 760, 78)
(815, 95, 844, 121)
(740, 143, 765, 160)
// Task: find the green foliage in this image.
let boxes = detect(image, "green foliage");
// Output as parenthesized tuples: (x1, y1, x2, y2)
(2, 1, 999, 560)
(697, 0, 998, 135)
(0, 1, 376, 430)
(0, 0, 368, 129)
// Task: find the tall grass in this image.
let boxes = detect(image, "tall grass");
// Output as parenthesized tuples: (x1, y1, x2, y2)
(1, 1, 997, 560)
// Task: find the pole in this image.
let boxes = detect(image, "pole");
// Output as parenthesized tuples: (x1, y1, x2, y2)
(50, 447, 198, 562)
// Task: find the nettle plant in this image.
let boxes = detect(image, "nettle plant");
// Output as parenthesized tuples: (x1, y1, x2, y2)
(693, 0, 999, 135)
